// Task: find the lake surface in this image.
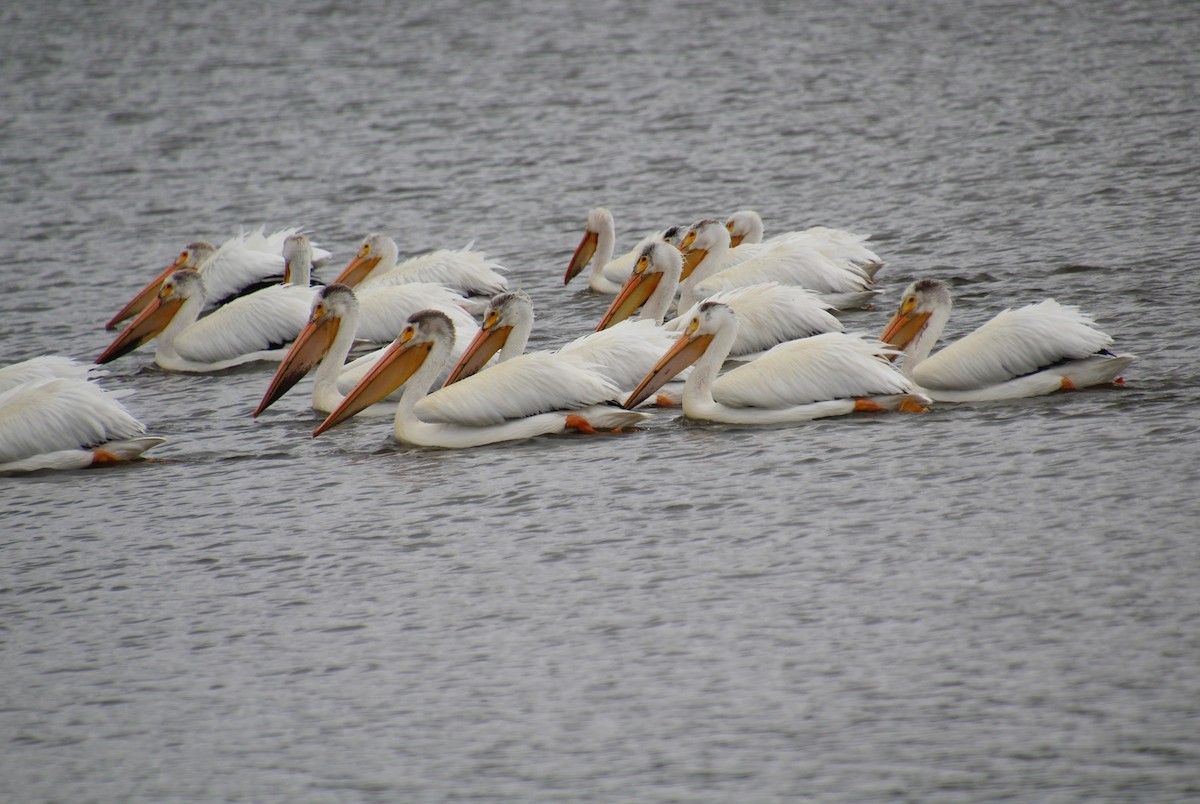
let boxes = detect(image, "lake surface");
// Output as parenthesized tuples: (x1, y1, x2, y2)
(3, 0, 1199, 800)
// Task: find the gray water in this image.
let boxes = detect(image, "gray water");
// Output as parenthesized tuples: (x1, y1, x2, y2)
(3, 0, 1199, 800)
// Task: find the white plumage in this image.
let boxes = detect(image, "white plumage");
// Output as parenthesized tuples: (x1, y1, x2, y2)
(97, 269, 314, 372)
(0, 363, 164, 473)
(563, 207, 683, 294)
(313, 310, 646, 448)
(678, 219, 878, 312)
(254, 283, 480, 416)
(596, 241, 843, 360)
(104, 226, 330, 330)
(443, 289, 679, 399)
(725, 209, 884, 278)
(624, 302, 927, 424)
(880, 279, 1135, 401)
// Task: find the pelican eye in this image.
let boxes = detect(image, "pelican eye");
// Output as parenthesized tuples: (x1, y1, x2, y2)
(484, 310, 500, 329)
(725, 221, 735, 232)
(634, 255, 649, 274)
(400, 325, 416, 343)
(161, 284, 175, 299)
(312, 303, 326, 319)
(358, 244, 371, 257)
(686, 317, 700, 335)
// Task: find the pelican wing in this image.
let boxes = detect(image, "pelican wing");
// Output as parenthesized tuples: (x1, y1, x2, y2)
(354, 283, 481, 344)
(199, 227, 330, 307)
(557, 319, 677, 390)
(0, 356, 95, 394)
(913, 299, 1113, 391)
(713, 332, 910, 408)
(670, 283, 843, 357)
(360, 246, 507, 297)
(0, 378, 145, 463)
(416, 352, 621, 426)
(175, 285, 313, 364)
(696, 240, 871, 297)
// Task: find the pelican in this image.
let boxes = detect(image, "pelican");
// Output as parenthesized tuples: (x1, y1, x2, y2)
(104, 226, 330, 330)
(564, 207, 684, 294)
(879, 279, 1135, 401)
(0, 371, 164, 474)
(442, 289, 680, 404)
(623, 302, 927, 424)
(596, 241, 844, 360)
(286, 232, 476, 345)
(253, 283, 480, 416)
(725, 210, 885, 278)
(313, 310, 647, 448)
(0, 354, 95, 393)
(678, 219, 878, 312)
(96, 267, 314, 372)
(332, 232, 507, 310)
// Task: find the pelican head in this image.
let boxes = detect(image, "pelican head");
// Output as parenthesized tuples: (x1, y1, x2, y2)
(678, 219, 729, 280)
(313, 309, 455, 437)
(725, 210, 764, 248)
(564, 207, 614, 285)
(254, 284, 358, 417)
(281, 232, 313, 286)
(104, 240, 216, 330)
(879, 279, 953, 368)
(97, 269, 206, 364)
(333, 233, 398, 287)
(624, 301, 733, 409)
(595, 241, 682, 331)
(443, 290, 533, 385)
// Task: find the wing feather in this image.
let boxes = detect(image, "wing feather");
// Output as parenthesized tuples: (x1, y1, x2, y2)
(914, 299, 1113, 391)
(0, 378, 145, 463)
(176, 285, 313, 363)
(360, 246, 508, 298)
(416, 352, 620, 426)
(714, 332, 909, 408)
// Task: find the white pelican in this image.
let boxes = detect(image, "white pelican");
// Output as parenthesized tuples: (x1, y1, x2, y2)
(678, 219, 878, 312)
(313, 310, 647, 448)
(0, 372, 164, 474)
(442, 289, 680, 404)
(332, 232, 507, 310)
(596, 241, 844, 360)
(253, 283, 480, 416)
(624, 301, 928, 424)
(564, 207, 684, 294)
(96, 268, 314, 372)
(104, 226, 330, 330)
(0, 354, 95, 393)
(725, 209, 885, 278)
(285, 232, 476, 345)
(880, 279, 1136, 402)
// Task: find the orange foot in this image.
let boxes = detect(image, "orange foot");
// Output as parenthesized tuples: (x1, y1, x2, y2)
(1114, 377, 1126, 385)
(898, 397, 929, 413)
(90, 449, 122, 466)
(1060, 377, 1077, 391)
(564, 414, 599, 434)
(853, 399, 886, 413)
(655, 393, 679, 407)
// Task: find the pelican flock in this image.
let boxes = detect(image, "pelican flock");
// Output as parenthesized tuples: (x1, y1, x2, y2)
(0, 206, 1136, 473)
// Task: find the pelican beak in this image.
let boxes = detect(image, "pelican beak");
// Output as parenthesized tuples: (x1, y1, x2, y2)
(96, 293, 184, 364)
(254, 315, 341, 417)
(331, 248, 381, 288)
(595, 269, 662, 331)
(879, 306, 930, 358)
(313, 328, 431, 436)
(104, 259, 186, 330)
(442, 323, 510, 386)
(679, 248, 707, 280)
(623, 330, 713, 409)
(564, 230, 598, 285)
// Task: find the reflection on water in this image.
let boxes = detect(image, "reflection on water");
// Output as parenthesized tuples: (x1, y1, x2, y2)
(2, 0, 1199, 800)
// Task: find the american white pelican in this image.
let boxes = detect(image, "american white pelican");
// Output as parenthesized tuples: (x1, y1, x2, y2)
(0, 355, 95, 393)
(564, 207, 684, 294)
(104, 226, 330, 330)
(880, 279, 1136, 402)
(332, 232, 507, 309)
(596, 241, 844, 359)
(313, 310, 647, 448)
(624, 302, 928, 423)
(96, 268, 314, 372)
(442, 289, 680, 401)
(725, 210, 885, 278)
(253, 283, 480, 416)
(0, 372, 164, 474)
(678, 219, 878, 312)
